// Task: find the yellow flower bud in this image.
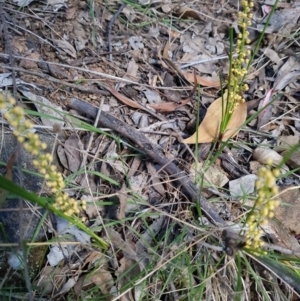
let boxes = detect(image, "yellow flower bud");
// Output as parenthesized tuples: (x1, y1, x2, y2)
(272, 168, 280, 177)
(271, 186, 278, 196)
(9, 97, 16, 105)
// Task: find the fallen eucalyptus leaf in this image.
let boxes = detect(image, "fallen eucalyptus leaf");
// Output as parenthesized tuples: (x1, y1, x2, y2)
(183, 94, 247, 143)
(52, 39, 77, 58)
(182, 71, 220, 87)
(257, 89, 273, 131)
(275, 135, 299, 152)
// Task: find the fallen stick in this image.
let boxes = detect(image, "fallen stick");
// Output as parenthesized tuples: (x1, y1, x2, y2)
(69, 98, 224, 225)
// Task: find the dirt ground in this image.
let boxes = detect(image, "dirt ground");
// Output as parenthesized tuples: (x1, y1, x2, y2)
(1, 0, 300, 300)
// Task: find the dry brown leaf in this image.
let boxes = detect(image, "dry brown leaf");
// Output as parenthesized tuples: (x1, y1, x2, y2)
(65, 0, 79, 19)
(19, 51, 40, 69)
(182, 71, 220, 87)
(257, 89, 273, 131)
(52, 39, 77, 58)
(257, 7, 300, 34)
(73, 275, 87, 296)
(283, 149, 300, 170)
(183, 94, 247, 143)
(89, 268, 114, 295)
(35, 266, 64, 295)
(252, 147, 289, 173)
(174, 6, 203, 21)
(276, 186, 300, 235)
(190, 161, 229, 187)
(149, 98, 188, 112)
(115, 257, 139, 301)
(253, 146, 283, 166)
(117, 184, 128, 220)
(105, 84, 145, 110)
(146, 163, 165, 195)
(106, 228, 137, 261)
(268, 218, 300, 256)
(275, 135, 299, 152)
(119, 59, 139, 89)
(274, 56, 300, 91)
(64, 133, 81, 172)
(264, 48, 283, 68)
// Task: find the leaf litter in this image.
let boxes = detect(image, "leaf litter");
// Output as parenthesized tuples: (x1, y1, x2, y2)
(2, 0, 300, 299)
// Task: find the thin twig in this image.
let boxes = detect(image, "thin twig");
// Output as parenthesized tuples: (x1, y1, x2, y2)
(107, 2, 127, 62)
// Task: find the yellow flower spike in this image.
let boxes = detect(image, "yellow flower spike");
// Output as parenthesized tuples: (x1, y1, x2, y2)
(1, 93, 80, 217)
(245, 163, 280, 252)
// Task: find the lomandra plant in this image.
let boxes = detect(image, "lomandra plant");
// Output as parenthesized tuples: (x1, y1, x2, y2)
(0, 94, 85, 216)
(244, 160, 280, 253)
(0, 93, 108, 248)
(183, 0, 253, 143)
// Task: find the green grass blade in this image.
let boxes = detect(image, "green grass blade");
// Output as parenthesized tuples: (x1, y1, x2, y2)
(0, 175, 108, 249)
